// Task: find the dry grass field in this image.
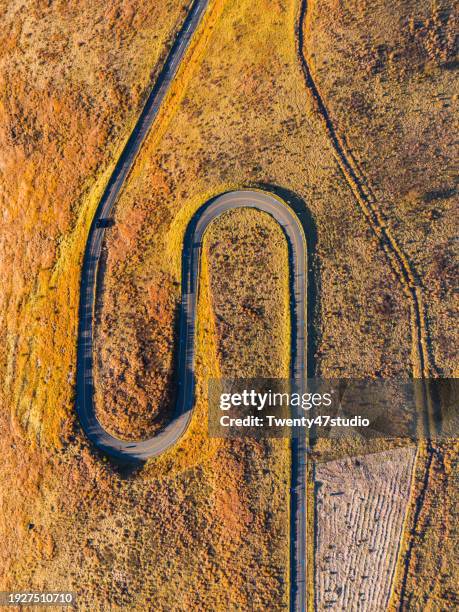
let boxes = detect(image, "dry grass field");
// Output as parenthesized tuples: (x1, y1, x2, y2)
(206, 208, 290, 380)
(0, 0, 191, 442)
(3, 199, 292, 609)
(0, 0, 193, 597)
(0, 0, 457, 608)
(304, 0, 458, 378)
(303, 0, 458, 606)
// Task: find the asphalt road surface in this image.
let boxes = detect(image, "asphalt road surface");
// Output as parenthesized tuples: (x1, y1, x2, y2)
(76, 0, 209, 457)
(75, 1, 309, 608)
(77, 189, 309, 610)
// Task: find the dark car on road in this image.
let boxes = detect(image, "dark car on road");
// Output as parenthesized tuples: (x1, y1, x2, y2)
(95, 218, 114, 229)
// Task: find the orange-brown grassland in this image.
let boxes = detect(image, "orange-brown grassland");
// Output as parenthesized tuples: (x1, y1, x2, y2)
(0, 0, 457, 609)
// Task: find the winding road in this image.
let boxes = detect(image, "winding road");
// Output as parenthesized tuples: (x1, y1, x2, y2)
(76, 1, 309, 610)
(77, 191, 307, 460)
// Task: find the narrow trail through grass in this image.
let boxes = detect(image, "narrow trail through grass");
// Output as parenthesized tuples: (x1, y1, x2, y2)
(295, 0, 439, 606)
(296, 0, 433, 381)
